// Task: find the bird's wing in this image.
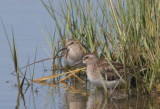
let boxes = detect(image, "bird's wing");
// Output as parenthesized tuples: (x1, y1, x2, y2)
(97, 60, 126, 81)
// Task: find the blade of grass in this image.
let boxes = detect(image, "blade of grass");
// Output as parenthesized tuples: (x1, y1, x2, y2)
(32, 67, 86, 82)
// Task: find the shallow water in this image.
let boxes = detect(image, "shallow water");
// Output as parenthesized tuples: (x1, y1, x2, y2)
(0, 0, 160, 109)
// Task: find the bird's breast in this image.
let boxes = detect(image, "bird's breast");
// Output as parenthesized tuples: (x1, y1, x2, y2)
(64, 49, 84, 66)
(86, 65, 101, 82)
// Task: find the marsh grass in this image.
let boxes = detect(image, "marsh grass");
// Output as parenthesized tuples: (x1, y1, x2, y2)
(1, 19, 31, 91)
(2, 21, 20, 88)
(4, 0, 160, 95)
(41, 0, 160, 94)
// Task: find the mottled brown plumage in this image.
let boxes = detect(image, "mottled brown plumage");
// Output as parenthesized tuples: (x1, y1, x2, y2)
(98, 60, 132, 81)
(81, 53, 133, 88)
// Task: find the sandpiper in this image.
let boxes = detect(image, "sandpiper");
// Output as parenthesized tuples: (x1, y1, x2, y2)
(58, 39, 85, 67)
(75, 53, 132, 89)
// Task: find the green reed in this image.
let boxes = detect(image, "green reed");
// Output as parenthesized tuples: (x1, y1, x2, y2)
(1, 20, 20, 88)
(42, 0, 160, 94)
(2, 19, 30, 89)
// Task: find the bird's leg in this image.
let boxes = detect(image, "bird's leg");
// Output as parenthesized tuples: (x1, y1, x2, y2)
(108, 88, 113, 97)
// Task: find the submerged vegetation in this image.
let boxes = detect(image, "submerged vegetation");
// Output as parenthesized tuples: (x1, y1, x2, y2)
(41, 0, 160, 94)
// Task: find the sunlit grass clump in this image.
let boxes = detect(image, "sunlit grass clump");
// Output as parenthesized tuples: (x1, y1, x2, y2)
(41, 0, 160, 94)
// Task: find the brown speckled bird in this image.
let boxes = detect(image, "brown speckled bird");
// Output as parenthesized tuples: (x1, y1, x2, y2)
(75, 53, 133, 89)
(58, 39, 85, 67)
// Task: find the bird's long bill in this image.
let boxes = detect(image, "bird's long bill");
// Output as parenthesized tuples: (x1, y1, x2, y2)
(73, 60, 82, 67)
(58, 47, 67, 53)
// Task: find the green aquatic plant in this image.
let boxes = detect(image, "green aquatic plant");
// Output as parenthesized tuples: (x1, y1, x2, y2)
(1, 19, 30, 89)
(2, 20, 21, 88)
(41, 0, 160, 94)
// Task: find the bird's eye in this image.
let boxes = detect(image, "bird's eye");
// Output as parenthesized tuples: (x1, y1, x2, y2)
(70, 41, 74, 45)
(84, 56, 89, 60)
